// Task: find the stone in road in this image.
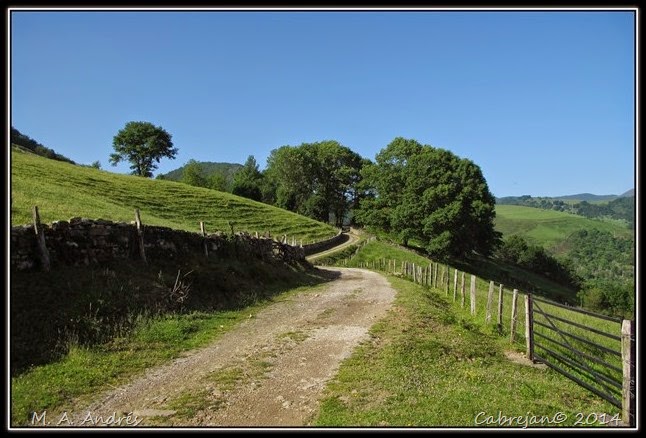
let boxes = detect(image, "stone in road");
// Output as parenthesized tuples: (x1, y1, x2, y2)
(67, 267, 396, 427)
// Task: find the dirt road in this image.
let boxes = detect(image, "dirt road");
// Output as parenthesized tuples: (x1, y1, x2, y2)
(305, 230, 361, 262)
(66, 267, 396, 427)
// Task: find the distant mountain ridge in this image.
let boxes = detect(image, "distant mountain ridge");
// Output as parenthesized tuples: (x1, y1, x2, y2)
(553, 192, 626, 202)
(498, 189, 634, 203)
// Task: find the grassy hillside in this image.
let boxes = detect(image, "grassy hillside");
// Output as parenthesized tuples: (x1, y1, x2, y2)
(11, 148, 337, 242)
(494, 205, 632, 254)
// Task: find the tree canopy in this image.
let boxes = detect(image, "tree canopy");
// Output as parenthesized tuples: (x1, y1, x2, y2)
(232, 155, 263, 201)
(181, 159, 208, 188)
(109, 121, 177, 177)
(355, 137, 500, 258)
(263, 141, 365, 227)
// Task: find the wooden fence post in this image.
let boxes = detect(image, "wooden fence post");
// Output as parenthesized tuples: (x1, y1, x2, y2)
(485, 281, 494, 324)
(497, 284, 504, 334)
(453, 269, 458, 301)
(434, 263, 439, 288)
(524, 294, 534, 360)
(445, 264, 450, 294)
(200, 221, 209, 258)
(412, 263, 417, 283)
(460, 271, 466, 308)
(32, 206, 50, 271)
(134, 208, 147, 264)
(470, 275, 477, 315)
(622, 319, 636, 427)
(439, 264, 444, 290)
(510, 289, 519, 343)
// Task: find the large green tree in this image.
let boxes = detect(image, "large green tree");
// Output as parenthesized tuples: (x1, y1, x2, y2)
(263, 141, 364, 226)
(232, 155, 263, 201)
(109, 121, 177, 177)
(181, 159, 208, 188)
(355, 137, 501, 258)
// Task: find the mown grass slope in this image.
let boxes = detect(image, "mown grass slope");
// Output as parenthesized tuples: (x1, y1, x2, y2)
(11, 148, 337, 242)
(494, 205, 632, 254)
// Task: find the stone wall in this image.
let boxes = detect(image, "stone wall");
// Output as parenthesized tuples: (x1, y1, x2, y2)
(10, 218, 306, 271)
(302, 230, 348, 256)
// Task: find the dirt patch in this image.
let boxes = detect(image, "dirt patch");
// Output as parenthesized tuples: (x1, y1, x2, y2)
(63, 267, 396, 427)
(504, 350, 547, 369)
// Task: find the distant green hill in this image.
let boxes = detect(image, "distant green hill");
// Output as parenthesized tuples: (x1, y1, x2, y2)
(11, 149, 337, 243)
(157, 161, 242, 187)
(494, 204, 632, 256)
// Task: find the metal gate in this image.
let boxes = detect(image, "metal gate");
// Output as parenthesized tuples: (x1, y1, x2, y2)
(528, 295, 633, 425)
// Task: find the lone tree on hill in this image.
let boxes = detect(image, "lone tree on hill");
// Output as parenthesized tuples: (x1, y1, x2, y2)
(109, 121, 177, 177)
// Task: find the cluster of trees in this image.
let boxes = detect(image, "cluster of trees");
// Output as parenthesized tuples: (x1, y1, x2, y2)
(108, 123, 366, 229)
(573, 198, 635, 228)
(172, 136, 501, 260)
(262, 141, 366, 226)
(171, 141, 366, 228)
(562, 229, 634, 281)
(107, 124, 500, 259)
(175, 159, 232, 192)
(495, 230, 635, 317)
(231, 155, 264, 201)
(157, 161, 241, 192)
(354, 138, 501, 259)
(577, 279, 634, 319)
(563, 229, 634, 317)
(497, 195, 634, 228)
(11, 127, 76, 164)
(494, 235, 581, 289)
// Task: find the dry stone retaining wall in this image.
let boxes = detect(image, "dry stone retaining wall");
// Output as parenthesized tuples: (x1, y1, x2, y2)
(10, 217, 307, 271)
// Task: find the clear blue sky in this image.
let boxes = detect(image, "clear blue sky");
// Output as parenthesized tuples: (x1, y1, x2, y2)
(10, 9, 636, 197)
